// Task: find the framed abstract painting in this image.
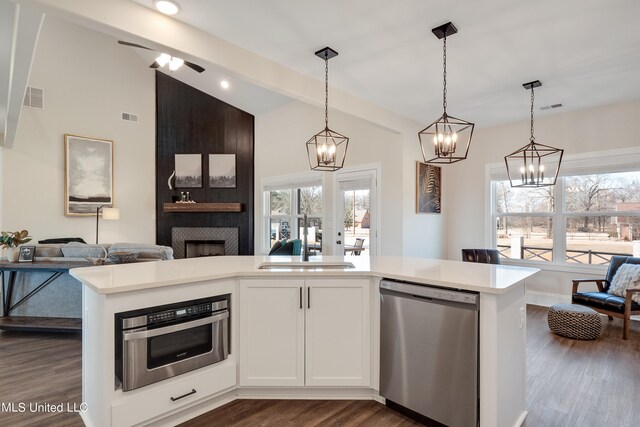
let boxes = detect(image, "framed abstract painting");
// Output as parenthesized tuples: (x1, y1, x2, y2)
(64, 134, 114, 216)
(416, 161, 441, 214)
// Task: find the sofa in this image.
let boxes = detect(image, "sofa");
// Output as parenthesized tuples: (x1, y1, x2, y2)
(2, 242, 173, 319)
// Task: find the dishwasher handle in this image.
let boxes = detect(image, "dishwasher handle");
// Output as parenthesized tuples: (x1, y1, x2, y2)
(380, 280, 479, 308)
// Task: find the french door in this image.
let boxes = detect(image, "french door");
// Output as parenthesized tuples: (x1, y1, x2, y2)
(334, 168, 378, 257)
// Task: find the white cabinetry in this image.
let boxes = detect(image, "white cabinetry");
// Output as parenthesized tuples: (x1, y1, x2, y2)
(239, 279, 305, 386)
(239, 278, 370, 387)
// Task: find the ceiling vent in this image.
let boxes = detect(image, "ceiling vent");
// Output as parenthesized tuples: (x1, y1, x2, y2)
(121, 112, 138, 122)
(23, 87, 44, 109)
(540, 103, 563, 111)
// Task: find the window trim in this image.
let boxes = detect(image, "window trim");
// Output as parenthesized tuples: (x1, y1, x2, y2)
(261, 171, 324, 254)
(486, 146, 640, 270)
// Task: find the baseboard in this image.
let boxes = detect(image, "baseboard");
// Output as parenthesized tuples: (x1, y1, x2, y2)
(526, 290, 568, 307)
(236, 387, 376, 400)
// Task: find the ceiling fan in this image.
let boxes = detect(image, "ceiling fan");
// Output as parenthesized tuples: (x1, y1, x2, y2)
(117, 40, 205, 73)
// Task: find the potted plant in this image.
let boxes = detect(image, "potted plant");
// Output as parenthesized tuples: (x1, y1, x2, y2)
(1, 230, 32, 262)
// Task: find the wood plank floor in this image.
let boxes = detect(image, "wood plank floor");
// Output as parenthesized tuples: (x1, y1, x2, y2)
(0, 305, 638, 426)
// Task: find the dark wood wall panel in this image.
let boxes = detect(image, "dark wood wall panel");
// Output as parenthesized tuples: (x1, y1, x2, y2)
(155, 72, 254, 254)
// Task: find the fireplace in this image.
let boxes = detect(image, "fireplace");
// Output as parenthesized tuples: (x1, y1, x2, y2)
(171, 227, 239, 259)
(185, 240, 225, 258)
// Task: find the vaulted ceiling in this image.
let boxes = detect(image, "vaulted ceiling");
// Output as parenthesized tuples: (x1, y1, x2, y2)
(3, 0, 640, 147)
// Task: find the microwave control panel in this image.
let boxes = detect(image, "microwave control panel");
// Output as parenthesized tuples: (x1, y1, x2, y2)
(147, 302, 212, 324)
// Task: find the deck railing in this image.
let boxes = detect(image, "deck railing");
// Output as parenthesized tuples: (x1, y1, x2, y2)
(497, 245, 632, 265)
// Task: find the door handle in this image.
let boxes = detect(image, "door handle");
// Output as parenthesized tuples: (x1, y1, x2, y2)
(299, 286, 302, 309)
(336, 240, 342, 245)
(307, 287, 311, 309)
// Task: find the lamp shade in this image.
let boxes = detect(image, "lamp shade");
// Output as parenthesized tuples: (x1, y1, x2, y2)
(102, 207, 120, 220)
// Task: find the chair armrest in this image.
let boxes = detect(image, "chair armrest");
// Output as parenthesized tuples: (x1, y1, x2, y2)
(625, 289, 640, 294)
(572, 278, 607, 293)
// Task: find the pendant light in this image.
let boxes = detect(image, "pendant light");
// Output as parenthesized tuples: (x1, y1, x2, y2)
(306, 47, 349, 172)
(504, 81, 564, 187)
(419, 22, 474, 164)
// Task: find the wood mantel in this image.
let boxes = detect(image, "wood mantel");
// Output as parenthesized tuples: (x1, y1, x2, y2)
(163, 203, 243, 213)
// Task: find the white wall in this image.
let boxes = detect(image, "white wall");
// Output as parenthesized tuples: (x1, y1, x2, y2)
(446, 99, 640, 301)
(2, 17, 155, 244)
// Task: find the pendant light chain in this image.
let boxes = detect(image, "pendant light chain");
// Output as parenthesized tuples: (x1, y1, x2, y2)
(530, 86, 535, 142)
(442, 35, 447, 114)
(324, 54, 329, 130)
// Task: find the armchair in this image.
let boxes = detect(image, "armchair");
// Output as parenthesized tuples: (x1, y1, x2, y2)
(461, 249, 501, 265)
(572, 256, 640, 340)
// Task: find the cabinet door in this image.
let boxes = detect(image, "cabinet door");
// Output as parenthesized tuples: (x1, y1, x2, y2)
(239, 279, 305, 386)
(305, 279, 371, 386)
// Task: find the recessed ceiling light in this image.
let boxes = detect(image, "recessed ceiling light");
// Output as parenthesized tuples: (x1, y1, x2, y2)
(154, 0, 180, 15)
(220, 80, 230, 89)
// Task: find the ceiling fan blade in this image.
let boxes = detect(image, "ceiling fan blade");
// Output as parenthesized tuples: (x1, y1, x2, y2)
(149, 61, 161, 69)
(118, 40, 155, 51)
(184, 61, 205, 73)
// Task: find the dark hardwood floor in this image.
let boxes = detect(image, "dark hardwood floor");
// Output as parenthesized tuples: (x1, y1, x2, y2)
(0, 306, 638, 426)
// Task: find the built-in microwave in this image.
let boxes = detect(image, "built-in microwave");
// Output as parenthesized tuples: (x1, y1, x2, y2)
(115, 294, 230, 391)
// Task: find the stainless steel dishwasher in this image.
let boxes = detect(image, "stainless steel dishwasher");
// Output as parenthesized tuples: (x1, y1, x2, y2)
(380, 279, 479, 427)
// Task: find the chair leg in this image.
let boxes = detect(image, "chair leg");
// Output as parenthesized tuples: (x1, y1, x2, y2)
(623, 316, 629, 340)
(607, 315, 614, 321)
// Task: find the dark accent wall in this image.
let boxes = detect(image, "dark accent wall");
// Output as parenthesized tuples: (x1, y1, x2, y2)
(156, 72, 254, 254)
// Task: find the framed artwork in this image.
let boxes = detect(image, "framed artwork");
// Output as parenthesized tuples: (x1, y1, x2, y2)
(175, 154, 202, 188)
(209, 154, 236, 188)
(19, 245, 36, 262)
(416, 161, 441, 214)
(65, 134, 114, 216)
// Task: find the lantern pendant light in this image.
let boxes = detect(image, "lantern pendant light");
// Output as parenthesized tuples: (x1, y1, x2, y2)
(306, 47, 349, 172)
(504, 80, 564, 188)
(419, 22, 474, 164)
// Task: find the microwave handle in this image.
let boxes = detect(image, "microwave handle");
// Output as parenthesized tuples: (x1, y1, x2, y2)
(123, 311, 229, 341)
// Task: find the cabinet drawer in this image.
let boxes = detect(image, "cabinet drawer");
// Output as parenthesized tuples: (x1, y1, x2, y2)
(112, 359, 235, 426)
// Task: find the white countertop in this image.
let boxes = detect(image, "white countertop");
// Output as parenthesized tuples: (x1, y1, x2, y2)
(70, 256, 539, 295)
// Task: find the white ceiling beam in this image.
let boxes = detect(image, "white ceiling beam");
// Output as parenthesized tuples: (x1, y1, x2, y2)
(1, 1, 44, 148)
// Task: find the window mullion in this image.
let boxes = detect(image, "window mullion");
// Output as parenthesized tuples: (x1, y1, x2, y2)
(553, 177, 566, 264)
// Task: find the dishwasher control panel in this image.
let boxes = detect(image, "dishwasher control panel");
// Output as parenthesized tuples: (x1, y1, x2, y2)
(380, 280, 479, 306)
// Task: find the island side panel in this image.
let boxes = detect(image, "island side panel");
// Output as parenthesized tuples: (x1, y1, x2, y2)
(82, 285, 112, 427)
(480, 283, 527, 427)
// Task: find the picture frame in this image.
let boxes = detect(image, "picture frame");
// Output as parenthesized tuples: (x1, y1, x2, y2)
(65, 134, 114, 216)
(416, 161, 441, 214)
(209, 154, 236, 188)
(19, 245, 36, 262)
(174, 154, 203, 188)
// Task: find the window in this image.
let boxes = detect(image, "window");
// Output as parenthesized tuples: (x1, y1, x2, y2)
(264, 184, 323, 251)
(490, 149, 640, 266)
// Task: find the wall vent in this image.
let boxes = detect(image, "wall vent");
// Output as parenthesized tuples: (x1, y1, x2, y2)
(121, 112, 139, 122)
(23, 87, 44, 109)
(540, 103, 563, 111)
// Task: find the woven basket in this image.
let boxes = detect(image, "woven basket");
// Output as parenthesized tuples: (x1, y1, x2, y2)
(547, 304, 602, 340)
(109, 251, 139, 264)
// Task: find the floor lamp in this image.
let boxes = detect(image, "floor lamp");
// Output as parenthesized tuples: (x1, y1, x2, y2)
(96, 205, 119, 244)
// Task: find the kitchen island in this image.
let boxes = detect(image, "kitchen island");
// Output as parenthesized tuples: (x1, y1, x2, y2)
(71, 256, 539, 427)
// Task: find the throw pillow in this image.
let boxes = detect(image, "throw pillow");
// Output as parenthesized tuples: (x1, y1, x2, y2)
(268, 240, 283, 255)
(61, 243, 108, 259)
(608, 263, 640, 304)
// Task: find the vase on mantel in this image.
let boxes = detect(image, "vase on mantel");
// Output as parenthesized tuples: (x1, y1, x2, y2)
(6, 247, 20, 262)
